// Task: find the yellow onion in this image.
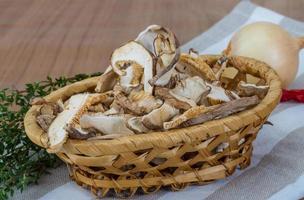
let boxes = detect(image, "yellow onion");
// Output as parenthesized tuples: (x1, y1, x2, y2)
(228, 22, 304, 88)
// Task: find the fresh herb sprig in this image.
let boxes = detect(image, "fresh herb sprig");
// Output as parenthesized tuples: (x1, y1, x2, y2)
(0, 72, 101, 200)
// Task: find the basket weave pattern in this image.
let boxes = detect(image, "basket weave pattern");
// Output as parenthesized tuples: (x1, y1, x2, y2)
(24, 55, 281, 198)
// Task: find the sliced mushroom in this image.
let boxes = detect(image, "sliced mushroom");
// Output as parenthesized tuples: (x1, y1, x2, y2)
(95, 67, 118, 93)
(111, 41, 154, 94)
(169, 76, 209, 107)
(168, 70, 190, 88)
(206, 82, 231, 105)
(103, 101, 124, 115)
(128, 90, 163, 113)
(66, 125, 96, 140)
(225, 90, 240, 100)
(114, 90, 145, 115)
(179, 54, 217, 82)
(47, 92, 115, 152)
(135, 24, 162, 53)
(115, 60, 144, 93)
(37, 99, 63, 117)
(154, 87, 191, 110)
(164, 105, 211, 130)
(135, 25, 179, 59)
(112, 61, 127, 76)
(149, 51, 180, 86)
(127, 117, 150, 133)
(36, 114, 55, 132)
(47, 93, 91, 152)
(181, 96, 260, 127)
(197, 87, 212, 106)
(154, 34, 176, 67)
(142, 102, 179, 130)
(135, 25, 180, 86)
(152, 67, 177, 86)
(80, 114, 134, 135)
(88, 104, 105, 113)
(237, 81, 269, 98)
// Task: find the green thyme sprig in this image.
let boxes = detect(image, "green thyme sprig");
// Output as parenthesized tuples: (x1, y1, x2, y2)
(0, 72, 101, 200)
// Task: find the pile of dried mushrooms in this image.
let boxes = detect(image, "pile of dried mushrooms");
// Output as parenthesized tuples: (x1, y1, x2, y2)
(34, 25, 269, 151)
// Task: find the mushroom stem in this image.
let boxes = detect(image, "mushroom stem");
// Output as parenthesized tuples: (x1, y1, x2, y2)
(182, 96, 260, 127)
(164, 105, 211, 130)
(148, 49, 180, 86)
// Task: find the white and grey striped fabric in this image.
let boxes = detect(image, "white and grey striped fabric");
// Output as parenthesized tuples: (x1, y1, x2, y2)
(13, 1, 304, 199)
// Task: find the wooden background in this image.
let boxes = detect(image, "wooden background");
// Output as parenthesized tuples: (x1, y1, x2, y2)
(0, 0, 303, 89)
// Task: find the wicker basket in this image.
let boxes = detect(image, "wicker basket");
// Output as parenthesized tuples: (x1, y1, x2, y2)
(24, 54, 281, 198)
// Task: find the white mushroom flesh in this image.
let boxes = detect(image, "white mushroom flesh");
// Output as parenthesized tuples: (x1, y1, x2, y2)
(142, 102, 179, 129)
(111, 41, 154, 94)
(154, 67, 177, 86)
(102, 106, 122, 116)
(129, 90, 163, 113)
(135, 25, 162, 53)
(47, 93, 90, 151)
(119, 62, 144, 92)
(135, 25, 180, 86)
(169, 76, 209, 106)
(206, 83, 231, 103)
(80, 114, 134, 135)
(127, 117, 150, 133)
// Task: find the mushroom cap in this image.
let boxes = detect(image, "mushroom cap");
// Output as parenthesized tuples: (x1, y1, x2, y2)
(47, 93, 90, 152)
(111, 41, 154, 94)
(135, 25, 180, 86)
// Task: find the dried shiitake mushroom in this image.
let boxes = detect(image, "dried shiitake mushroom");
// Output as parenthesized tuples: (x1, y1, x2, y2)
(80, 114, 134, 135)
(142, 102, 179, 130)
(169, 76, 210, 107)
(35, 25, 269, 152)
(135, 24, 181, 87)
(111, 41, 154, 94)
(47, 93, 91, 152)
(127, 117, 150, 133)
(206, 82, 231, 105)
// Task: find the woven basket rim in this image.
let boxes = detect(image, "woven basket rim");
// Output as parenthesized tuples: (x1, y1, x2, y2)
(24, 54, 282, 155)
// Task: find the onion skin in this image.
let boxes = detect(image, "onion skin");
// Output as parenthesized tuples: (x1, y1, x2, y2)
(229, 22, 304, 88)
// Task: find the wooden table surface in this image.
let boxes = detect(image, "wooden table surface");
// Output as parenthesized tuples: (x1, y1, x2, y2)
(0, 0, 303, 89)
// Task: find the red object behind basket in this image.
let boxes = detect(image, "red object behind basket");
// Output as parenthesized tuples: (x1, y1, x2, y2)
(281, 89, 304, 103)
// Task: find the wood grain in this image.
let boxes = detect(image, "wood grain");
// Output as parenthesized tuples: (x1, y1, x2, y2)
(0, 0, 303, 89)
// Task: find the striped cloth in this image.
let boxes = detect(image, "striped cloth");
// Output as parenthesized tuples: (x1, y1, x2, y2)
(13, 1, 304, 199)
